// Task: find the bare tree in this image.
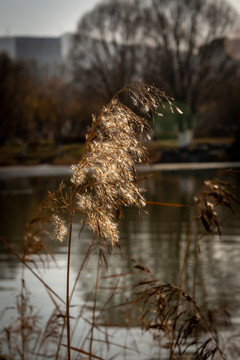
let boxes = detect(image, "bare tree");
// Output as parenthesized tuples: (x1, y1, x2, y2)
(71, 0, 239, 143)
(139, 0, 239, 145)
(71, 0, 144, 105)
(143, 0, 238, 108)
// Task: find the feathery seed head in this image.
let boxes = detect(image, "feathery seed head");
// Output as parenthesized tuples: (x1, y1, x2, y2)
(71, 82, 175, 246)
(52, 215, 67, 243)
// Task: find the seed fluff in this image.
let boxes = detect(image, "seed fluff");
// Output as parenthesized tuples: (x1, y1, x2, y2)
(71, 82, 174, 246)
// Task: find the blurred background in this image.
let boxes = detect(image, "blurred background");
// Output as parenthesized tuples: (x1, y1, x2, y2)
(1, 3, 240, 358)
(0, 0, 240, 165)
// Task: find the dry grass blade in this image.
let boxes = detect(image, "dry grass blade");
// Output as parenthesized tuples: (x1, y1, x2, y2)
(1, 278, 42, 360)
(23, 182, 69, 269)
(131, 258, 152, 274)
(146, 200, 191, 208)
(136, 277, 227, 359)
(0, 236, 65, 305)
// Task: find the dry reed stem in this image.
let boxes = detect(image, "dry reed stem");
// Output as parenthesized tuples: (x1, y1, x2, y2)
(89, 248, 101, 360)
(65, 190, 78, 360)
(134, 171, 240, 360)
(0, 236, 64, 305)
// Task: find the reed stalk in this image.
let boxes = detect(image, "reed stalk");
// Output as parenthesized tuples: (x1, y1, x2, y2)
(66, 195, 75, 360)
(89, 248, 101, 359)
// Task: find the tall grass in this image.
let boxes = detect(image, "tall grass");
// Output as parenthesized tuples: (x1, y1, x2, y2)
(0, 81, 239, 360)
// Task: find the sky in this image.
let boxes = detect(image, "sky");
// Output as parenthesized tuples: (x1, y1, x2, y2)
(0, 0, 101, 37)
(0, 0, 239, 38)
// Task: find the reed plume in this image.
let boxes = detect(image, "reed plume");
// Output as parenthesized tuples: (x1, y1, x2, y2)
(195, 172, 240, 236)
(70, 81, 177, 246)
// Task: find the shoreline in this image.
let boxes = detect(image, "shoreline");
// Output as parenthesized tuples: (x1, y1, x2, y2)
(0, 161, 240, 179)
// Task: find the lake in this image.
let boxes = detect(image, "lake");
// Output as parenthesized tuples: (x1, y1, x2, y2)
(0, 165, 240, 359)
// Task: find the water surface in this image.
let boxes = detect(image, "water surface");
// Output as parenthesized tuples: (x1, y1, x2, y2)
(0, 167, 240, 359)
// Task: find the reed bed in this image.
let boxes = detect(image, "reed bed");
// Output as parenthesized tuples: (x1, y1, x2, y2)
(0, 81, 239, 360)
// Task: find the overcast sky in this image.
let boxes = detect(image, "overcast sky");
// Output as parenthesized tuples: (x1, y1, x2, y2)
(0, 0, 239, 37)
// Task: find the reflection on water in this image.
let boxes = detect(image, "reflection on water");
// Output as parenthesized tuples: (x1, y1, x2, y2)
(0, 168, 240, 358)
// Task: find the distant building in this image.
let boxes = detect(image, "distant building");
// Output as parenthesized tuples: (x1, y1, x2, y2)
(0, 36, 16, 58)
(0, 34, 73, 78)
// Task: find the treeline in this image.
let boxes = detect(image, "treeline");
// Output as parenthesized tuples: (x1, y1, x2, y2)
(0, 53, 95, 145)
(71, 0, 240, 139)
(1, 0, 240, 146)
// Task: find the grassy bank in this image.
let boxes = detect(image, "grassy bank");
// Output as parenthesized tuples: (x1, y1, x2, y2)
(0, 137, 234, 166)
(0, 140, 85, 166)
